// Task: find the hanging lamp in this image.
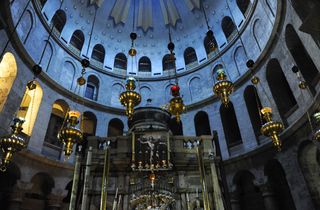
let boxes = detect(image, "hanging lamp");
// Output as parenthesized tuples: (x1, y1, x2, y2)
(247, 60, 284, 151)
(167, 30, 185, 122)
(119, 2, 141, 119)
(213, 66, 234, 107)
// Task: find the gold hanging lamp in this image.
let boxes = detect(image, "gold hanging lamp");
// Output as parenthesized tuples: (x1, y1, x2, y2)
(247, 60, 284, 151)
(166, 31, 186, 122)
(119, 32, 141, 119)
(119, 76, 141, 119)
(0, 118, 26, 171)
(213, 66, 234, 106)
(58, 110, 83, 157)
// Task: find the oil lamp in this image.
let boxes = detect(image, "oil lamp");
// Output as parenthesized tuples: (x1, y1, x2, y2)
(58, 110, 83, 158)
(0, 118, 26, 171)
(213, 67, 234, 106)
(260, 107, 284, 151)
(119, 77, 141, 119)
(168, 84, 186, 122)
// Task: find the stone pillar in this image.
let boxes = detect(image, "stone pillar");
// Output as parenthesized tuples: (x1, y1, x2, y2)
(81, 147, 93, 210)
(209, 158, 225, 210)
(7, 189, 24, 210)
(260, 183, 279, 210)
(180, 193, 187, 210)
(230, 191, 241, 210)
(69, 154, 82, 210)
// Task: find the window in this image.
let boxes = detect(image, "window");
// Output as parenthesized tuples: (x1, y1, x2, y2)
(114, 53, 127, 70)
(51, 10, 66, 34)
(184, 47, 197, 66)
(70, 30, 85, 52)
(138, 56, 151, 72)
(91, 44, 105, 63)
(0, 52, 17, 112)
(236, 0, 250, 16)
(85, 75, 99, 101)
(222, 16, 236, 40)
(162, 54, 175, 71)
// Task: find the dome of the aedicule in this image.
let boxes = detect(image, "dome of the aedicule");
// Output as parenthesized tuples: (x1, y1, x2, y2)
(0, 0, 320, 210)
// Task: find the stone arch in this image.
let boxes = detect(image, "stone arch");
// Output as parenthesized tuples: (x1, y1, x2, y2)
(221, 16, 236, 41)
(298, 140, 320, 209)
(194, 111, 211, 136)
(69, 30, 85, 54)
(51, 9, 66, 34)
(184, 47, 198, 66)
(42, 40, 53, 72)
(234, 46, 246, 75)
(0, 52, 17, 112)
(138, 56, 151, 72)
(265, 0, 275, 17)
(20, 10, 34, 44)
(107, 118, 124, 137)
(220, 102, 242, 148)
(60, 60, 76, 90)
(114, 53, 127, 70)
(252, 18, 263, 51)
(266, 59, 298, 123)
(30, 172, 55, 196)
(111, 82, 124, 106)
(42, 99, 69, 159)
(233, 170, 265, 210)
(17, 81, 43, 136)
(91, 44, 105, 64)
(244, 85, 263, 141)
(82, 111, 97, 137)
(85, 75, 100, 101)
(162, 54, 175, 71)
(139, 86, 152, 106)
(189, 76, 202, 102)
(285, 24, 319, 94)
(264, 159, 297, 210)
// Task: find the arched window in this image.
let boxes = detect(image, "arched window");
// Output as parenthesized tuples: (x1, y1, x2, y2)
(138, 56, 151, 72)
(0, 52, 17, 112)
(222, 16, 236, 41)
(107, 118, 124, 137)
(233, 171, 265, 210)
(194, 111, 211, 136)
(91, 44, 105, 64)
(51, 9, 66, 34)
(162, 54, 175, 71)
(42, 100, 69, 159)
(82, 111, 97, 137)
(169, 118, 183, 136)
(204, 35, 218, 55)
(236, 0, 250, 16)
(285, 24, 319, 94)
(184, 47, 198, 66)
(244, 85, 263, 140)
(298, 141, 320, 209)
(69, 30, 84, 53)
(16, 81, 43, 136)
(266, 59, 297, 122)
(114, 53, 127, 70)
(85, 75, 99, 101)
(220, 102, 242, 147)
(264, 160, 297, 210)
(29, 173, 54, 199)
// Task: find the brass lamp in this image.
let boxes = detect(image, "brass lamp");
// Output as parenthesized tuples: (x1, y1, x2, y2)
(168, 85, 186, 122)
(119, 77, 141, 119)
(0, 118, 26, 171)
(260, 107, 284, 151)
(213, 67, 234, 106)
(58, 110, 83, 157)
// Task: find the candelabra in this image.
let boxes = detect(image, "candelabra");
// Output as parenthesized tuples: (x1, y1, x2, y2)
(119, 77, 141, 119)
(213, 67, 234, 106)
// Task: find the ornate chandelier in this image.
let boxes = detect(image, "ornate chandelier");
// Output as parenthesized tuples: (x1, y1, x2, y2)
(120, 77, 141, 119)
(213, 67, 234, 106)
(58, 110, 83, 158)
(0, 118, 26, 171)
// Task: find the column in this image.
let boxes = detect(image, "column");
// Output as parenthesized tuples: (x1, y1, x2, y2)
(230, 191, 241, 210)
(259, 183, 279, 210)
(69, 154, 82, 210)
(210, 158, 225, 210)
(81, 147, 93, 210)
